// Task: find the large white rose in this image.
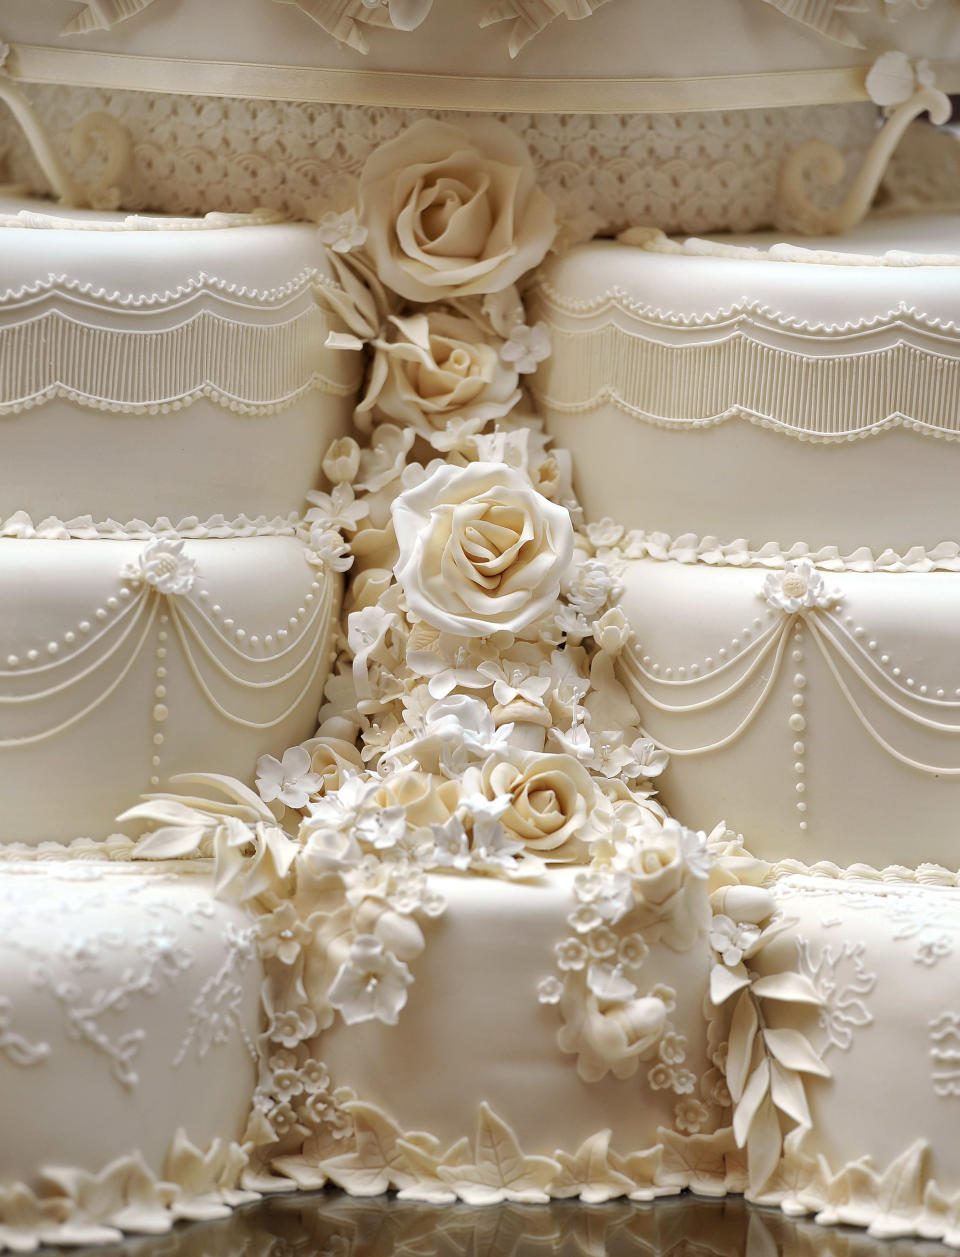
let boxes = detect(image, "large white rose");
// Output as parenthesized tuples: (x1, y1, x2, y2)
(476, 749, 596, 861)
(358, 118, 556, 302)
(357, 311, 521, 450)
(391, 461, 574, 637)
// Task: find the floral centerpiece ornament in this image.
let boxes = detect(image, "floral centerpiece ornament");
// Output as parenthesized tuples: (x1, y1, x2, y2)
(123, 116, 731, 1204)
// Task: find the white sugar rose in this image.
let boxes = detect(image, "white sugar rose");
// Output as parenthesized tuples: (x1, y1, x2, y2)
(477, 749, 596, 861)
(358, 311, 521, 450)
(392, 461, 574, 637)
(359, 117, 556, 302)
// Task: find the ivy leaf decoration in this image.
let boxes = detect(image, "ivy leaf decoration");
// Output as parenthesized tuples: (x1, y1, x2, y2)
(437, 1104, 559, 1204)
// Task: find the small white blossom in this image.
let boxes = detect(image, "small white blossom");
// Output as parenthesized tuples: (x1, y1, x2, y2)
(128, 536, 197, 595)
(316, 207, 368, 253)
(537, 975, 564, 1005)
(431, 815, 472, 871)
(709, 915, 761, 967)
(327, 935, 413, 1026)
(499, 321, 551, 374)
(305, 483, 368, 533)
(307, 525, 353, 573)
(355, 804, 407, 850)
(762, 560, 841, 614)
(256, 746, 322, 809)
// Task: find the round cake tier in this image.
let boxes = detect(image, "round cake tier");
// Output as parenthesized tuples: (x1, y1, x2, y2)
(0, 862, 261, 1226)
(0, 199, 360, 522)
(0, 534, 339, 845)
(615, 555, 960, 868)
(300, 868, 717, 1171)
(532, 214, 960, 554)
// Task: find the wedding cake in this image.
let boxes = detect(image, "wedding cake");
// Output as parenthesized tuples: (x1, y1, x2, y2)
(2, 0, 960, 1250)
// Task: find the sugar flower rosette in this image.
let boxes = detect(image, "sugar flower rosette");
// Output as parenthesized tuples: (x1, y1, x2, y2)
(392, 461, 574, 637)
(357, 310, 521, 450)
(359, 117, 556, 302)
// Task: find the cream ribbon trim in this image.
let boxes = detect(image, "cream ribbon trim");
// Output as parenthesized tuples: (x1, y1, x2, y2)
(10, 43, 960, 112)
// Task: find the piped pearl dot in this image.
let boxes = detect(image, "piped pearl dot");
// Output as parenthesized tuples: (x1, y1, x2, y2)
(920, 685, 928, 696)
(642, 655, 651, 667)
(793, 741, 805, 754)
(844, 615, 854, 627)
(106, 597, 118, 611)
(296, 607, 306, 618)
(153, 732, 165, 746)
(250, 636, 259, 648)
(796, 782, 806, 793)
(156, 647, 167, 660)
(938, 689, 946, 698)
(236, 629, 246, 642)
(868, 640, 877, 651)
(652, 663, 660, 675)
(799, 821, 808, 831)
(158, 631, 168, 644)
(5, 656, 18, 668)
(153, 704, 168, 722)
(278, 629, 288, 642)
(705, 657, 714, 669)
(198, 589, 208, 601)
(854, 626, 864, 639)
(95, 608, 107, 621)
(792, 693, 805, 709)
(156, 666, 166, 679)
(119, 587, 131, 600)
(789, 714, 806, 732)
(224, 618, 234, 631)
(892, 666, 901, 678)
(718, 649, 728, 661)
(305, 593, 314, 605)
(797, 801, 807, 812)
(265, 635, 274, 648)
(906, 677, 914, 688)
(64, 631, 75, 645)
(26, 649, 38, 663)
(793, 673, 806, 688)
(731, 638, 740, 649)
(150, 775, 160, 787)
(880, 654, 890, 665)
(79, 621, 91, 634)
(154, 685, 166, 699)
(792, 649, 803, 663)
(690, 663, 700, 676)
(795, 762, 805, 774)
(288, 617, 298, 628)
(211, 604, 222, 617)
(46, 642, 58, 656)
(678, 666, 687, 678)
(753, 617, 762, 630)
(664, 667, 673, 679)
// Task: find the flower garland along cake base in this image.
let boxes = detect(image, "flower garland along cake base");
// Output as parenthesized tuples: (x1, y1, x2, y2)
(3, 96, 960, 1253)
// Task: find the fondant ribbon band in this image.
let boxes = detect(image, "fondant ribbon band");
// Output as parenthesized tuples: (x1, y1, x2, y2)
(11, 42, 960, 112)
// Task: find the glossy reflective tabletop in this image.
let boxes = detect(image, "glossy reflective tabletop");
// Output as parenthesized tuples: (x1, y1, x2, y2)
(57, 1191, 957, 1257)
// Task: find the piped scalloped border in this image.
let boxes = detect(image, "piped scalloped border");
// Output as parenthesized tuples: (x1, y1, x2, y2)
(601, 527, 960, 574)
(0, 510, 304, 540)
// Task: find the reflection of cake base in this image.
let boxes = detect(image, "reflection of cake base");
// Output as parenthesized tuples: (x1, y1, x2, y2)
(0, 860, 262, 1240)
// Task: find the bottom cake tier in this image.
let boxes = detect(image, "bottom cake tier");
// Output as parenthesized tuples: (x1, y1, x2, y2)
(0, 859, 263, 1249)
(5, 839, 960, 1250)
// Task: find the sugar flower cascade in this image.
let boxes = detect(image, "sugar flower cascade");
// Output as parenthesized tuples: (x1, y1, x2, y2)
(121, 118, 832, 1212)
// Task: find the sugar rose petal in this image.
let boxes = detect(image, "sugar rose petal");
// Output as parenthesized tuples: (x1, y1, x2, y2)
(359, 118, 556, 302)
(391, 461, 574, 637)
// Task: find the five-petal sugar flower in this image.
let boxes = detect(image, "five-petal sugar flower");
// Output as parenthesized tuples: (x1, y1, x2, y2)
(358, 117, 556, 303)
(392, 461, 574, 637)
(762, 560, 841, 614)
(257, 746, 323, 810)
(327, 934, 414, 1026)
(129, 536, 197, 595)
(500, 321, 552, 374)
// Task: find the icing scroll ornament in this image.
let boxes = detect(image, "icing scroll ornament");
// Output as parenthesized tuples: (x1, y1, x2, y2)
(275, 0, 433, 54)
(0, 41, 132, 209)
(778, 52, 951, 234)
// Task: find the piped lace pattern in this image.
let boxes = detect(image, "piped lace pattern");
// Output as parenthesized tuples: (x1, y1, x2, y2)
(0, 88, 877, 235)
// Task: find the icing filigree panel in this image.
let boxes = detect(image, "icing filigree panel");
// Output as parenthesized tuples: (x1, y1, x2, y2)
(0, 87, 876, 234)
(0, 862, 261, 1190)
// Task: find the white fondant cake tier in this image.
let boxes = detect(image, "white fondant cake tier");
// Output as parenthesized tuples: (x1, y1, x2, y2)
(532, 214, 960, 554)
(4, 0, 959, 106)
(746, 870, 960, 1240)
(615, 557, 960, 868)
(317, 870, 716, 1167)
(0, 862, 261, 1207)
(0, 200, 359, 522)
(0, 536, 339, 845)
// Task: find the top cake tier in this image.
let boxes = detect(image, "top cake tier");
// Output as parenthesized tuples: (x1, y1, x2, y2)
(4, 0, 960, 110)
(0, 199, 360, 524)
(2, 0, 959, 233)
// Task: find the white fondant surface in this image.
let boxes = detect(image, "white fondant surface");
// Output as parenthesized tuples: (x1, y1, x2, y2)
(617, 558, 960, 868)
(0, 863, 261, 1185)
(533, 214, 960, 552)
(319, 869, 715, 1159)
(0, 537, 339, 845)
